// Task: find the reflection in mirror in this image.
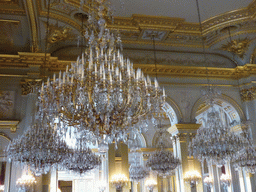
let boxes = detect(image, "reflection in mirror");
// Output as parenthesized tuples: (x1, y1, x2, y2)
(0, 162, 6, 185)
(59, 180, 72, 192)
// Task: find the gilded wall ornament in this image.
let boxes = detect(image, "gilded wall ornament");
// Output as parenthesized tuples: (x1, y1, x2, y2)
(21, 80, 42, 95)
(240, 87, 256, 102)
(0, 91, 14, 119)
(44, 22, 76, 44)
(221, 38, 251, 58)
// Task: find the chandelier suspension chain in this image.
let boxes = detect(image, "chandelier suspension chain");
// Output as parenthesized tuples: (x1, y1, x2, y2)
(195, 0, 210, 86)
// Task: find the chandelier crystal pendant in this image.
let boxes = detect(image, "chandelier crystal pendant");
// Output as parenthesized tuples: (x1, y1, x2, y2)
(7, 110, 70, 176)
(190, 105, 248, 167)
(38, 0, 165, 144)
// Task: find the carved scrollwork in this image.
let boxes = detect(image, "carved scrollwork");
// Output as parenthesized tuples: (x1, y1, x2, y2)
(21, 80, 42, 95)
(240, 87, 256, 102)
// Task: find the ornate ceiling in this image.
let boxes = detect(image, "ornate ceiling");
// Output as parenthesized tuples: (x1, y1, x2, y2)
(1, 0, 256, 68)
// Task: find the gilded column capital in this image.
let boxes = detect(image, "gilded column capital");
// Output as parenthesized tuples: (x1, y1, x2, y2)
(168, 123, 201, 135)
(240, 87, 256, 101)
(0, 120, 19, 132)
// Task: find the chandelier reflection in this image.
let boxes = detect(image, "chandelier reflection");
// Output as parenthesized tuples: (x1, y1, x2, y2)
(0, 185, 4, 192)
(184, 170, 201, 188)
(220, 173, 231, 190)
(203, 176, 213, 190)
(145, 179, 157, 192)
(16, 174, 36, 190)
(110, 174, 129, 190)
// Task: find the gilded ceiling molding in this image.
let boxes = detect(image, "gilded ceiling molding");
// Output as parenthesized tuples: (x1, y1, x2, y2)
(1, 53, 256, 80)
(0, 8, 25, 14)
(221, 37, 252, 58)
(25, 0, 39, 52)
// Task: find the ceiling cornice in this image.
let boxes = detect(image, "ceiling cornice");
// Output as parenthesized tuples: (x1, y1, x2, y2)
(0, 52, 256, 80)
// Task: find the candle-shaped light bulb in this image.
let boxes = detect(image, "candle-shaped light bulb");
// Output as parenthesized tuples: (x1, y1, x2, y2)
(154, 78, 158, 88)
(95, 64, 97, 74)
(119, 72, 122, 81)
(100, 65, 103, 76)
(47, 77, 50, 86)
(59, 71, 62, 86)
(77, 56, 79, 66)
(89, 47, 93, 70)
(163, 87, 165, 97)
(113, 53, 116, 61)
(82, 53, 85, 65)
(101, 47, 103, 56)
(116, 67, 119, 76)
(41, 82, 44, 92)
(63, 72, 66, 83)
(66, 65, 69, 73)
(71, 75, 74, 83)
(103, 67, 106, 79)
(147, 75, 151, 86)
(81, 65, 84, 79)
(144, 79, 147, 87)
(109, 73, 112, 84)
(127, 65, 130, 76)
(105, 53, 108, 62)
(53, 73, 56, 82)
(117, 49, 120, 58)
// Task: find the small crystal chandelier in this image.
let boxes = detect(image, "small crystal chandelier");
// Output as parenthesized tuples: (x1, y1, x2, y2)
(110, 174, 129, 190)
(204, 176, 213, 190)
(232, 144, 256, 174)
(129, 151, 149, 182)
(146, 148, 180, 176)
(38, 0, 165, 145)
(129, 164, 149, 182)
(146, 129, 180, 176)
(7, 111, 70, 176)
(61, 139, 101, 174)
(190, 105, 248, 167)
(0, 185, 4, 192)
(16, 174, 36, 190)
(184, 170, 201, 188)
(220, 173, 231, 190)
(145, 179, 157, 192)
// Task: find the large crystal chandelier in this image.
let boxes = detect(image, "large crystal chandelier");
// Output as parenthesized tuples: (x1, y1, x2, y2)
(39, 0, 165, 144)
(7, 110, 69, 176)
(190, 105, 248, 167)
